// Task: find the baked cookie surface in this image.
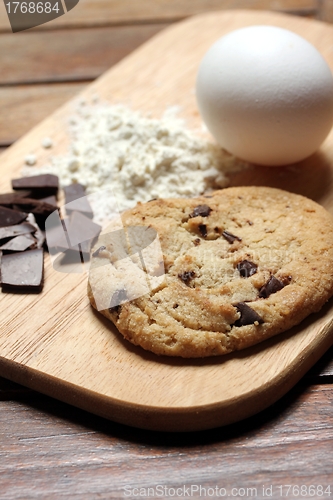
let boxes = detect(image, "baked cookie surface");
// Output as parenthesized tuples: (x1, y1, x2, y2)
(88, 186, 333, 357)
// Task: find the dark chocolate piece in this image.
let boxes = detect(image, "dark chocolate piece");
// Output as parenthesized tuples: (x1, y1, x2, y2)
(39, 195, 58, 207)
(222, 230, 242, 244)
(11, 198, 56, 230)
(178, 270, 195, 285)
(0, 222, 36, 242)
(190, 204, 212, 218)
(0, 234, 36, 252)
(64, 183, 93, 219)
(234, 302, 264, 327)
(193, 238, 201, 246)
(65, 211, 101, 251)
(237, 260, 258, 278)
(0, 206, 27, 227)
(109, 289, 128, 313)
(198, 224, 207, 238)
(92, 245, 106, 257)
(0, 248, 44, 293)
(0, 191, 34, 205)
(259, 275, 285, 298)
(12, 174, 59, 195)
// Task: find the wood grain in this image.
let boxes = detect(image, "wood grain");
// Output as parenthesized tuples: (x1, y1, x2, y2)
(0, 24, 167, 85)
(0, 385, 331, 499)
(0, 0, 319, 32)
(0, 83, 86, 146)
(1, 10, 333, 432)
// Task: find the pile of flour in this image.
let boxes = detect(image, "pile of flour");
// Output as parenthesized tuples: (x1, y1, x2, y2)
(24, 100, 245, 221)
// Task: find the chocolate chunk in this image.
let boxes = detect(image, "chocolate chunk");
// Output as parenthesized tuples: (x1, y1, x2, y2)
(234, 302, 264, 326)
(25, 213, 45, 249)
(178, 270, 195, 285)
(237, 260, 258, 278)
(259, 275, 285, 298)
(222, 230, 242, 244)
(0, 233, 36, 252)
(11, 198, 56, 230)
(198, 224, 207, 238)
(39, 195, 58, 207)
(92, 245, 106, 257)
(64, 183, 93, 219)
(0, 248, 44, 293)
(0, 206, 27, 227)
(109, 289, 128, 313)
(0, 191, 33, 205)
(12, 174, 59, 196)
(64, 211, 101, 252)
(190, 204, 212, 218)
(0, 222, 36, 242)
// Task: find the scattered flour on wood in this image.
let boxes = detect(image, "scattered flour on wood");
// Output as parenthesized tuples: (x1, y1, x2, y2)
(23, 100, 246, 222)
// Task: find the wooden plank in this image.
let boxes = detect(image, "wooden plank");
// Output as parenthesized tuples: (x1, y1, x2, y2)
(0, 0, 319, 32)
(0, 24, 168, 85)
(0, 12, 333, 433)
(0, 83, 86, 146)
(0, 385, 331, 498)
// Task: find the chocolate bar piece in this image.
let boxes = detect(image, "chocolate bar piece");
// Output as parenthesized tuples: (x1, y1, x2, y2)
(39, 195, 57, 207)
(64, 183, 93, 219)
(0, 206, 27, 227)
(65, 210, 101, 250)
(0, 233, 37, 252)
(0, 248, 44, 293)
(25, 213, 45, 249)
(0, 191, 34, 204)
(0, 222, 36, 242)
(12, 174, 59, 196)
(11, 198, 56, 230)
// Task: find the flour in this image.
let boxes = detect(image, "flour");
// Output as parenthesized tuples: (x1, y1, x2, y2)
(23, 100, 246, 222)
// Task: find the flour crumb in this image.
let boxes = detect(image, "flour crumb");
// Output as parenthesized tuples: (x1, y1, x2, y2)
(24, 154, 37, 166)
(41, 137, 53, 149)
(23, 101, 246, 222)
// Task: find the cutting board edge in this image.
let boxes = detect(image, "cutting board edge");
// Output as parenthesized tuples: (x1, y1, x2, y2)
(1, 327, 332, 433)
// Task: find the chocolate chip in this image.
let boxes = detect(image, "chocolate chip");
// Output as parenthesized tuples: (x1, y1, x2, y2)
(222, 230, 242, 244)
(190, 205, 212, 218)
(178, 271, 195, 285)
(173, 303, 179, 309)
(259, 275, 285, 298)
(234, 302, 264, 326)
(108, 289, 128, 313)
(193, 238, 201, 246)
(12, 174, 59, 196)
(237, 260, 258, 278)
(199, 224, 207, 237)
(92, 245, 106, 257)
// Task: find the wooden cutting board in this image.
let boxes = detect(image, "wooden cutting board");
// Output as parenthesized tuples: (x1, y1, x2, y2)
(1, 10, 333, 432)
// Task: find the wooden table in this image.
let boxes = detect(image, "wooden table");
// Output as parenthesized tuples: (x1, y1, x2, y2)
(0, 1, 332, 497)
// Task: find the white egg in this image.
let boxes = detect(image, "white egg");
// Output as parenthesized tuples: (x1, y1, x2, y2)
(196, 26, 333, 166)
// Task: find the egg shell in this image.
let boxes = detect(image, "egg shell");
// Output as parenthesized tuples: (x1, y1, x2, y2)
(196, 25, 333, 166)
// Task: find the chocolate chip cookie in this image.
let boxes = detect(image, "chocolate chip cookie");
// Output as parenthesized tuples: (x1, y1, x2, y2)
(88, 186, 333, 357)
